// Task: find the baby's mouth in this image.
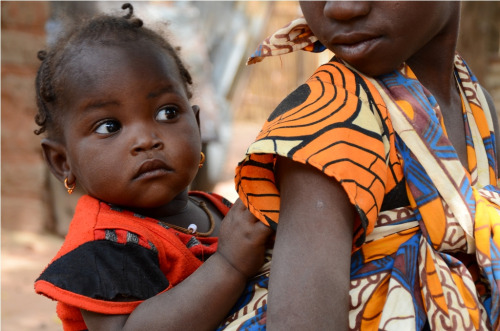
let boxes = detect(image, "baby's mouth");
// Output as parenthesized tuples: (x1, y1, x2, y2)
(134, 159, 172, 180)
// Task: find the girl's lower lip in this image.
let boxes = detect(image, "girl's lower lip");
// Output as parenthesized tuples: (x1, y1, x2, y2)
(334, 37, 380, 59)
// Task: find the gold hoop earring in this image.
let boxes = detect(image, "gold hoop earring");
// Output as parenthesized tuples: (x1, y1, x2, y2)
(64, 178, 76, 195)
(199, 152, 205, 169)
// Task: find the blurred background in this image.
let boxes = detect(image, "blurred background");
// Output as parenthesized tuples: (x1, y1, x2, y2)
(2, 1, 500, 330)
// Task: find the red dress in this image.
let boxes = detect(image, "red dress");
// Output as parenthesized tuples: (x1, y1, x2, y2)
(35, 191, 231, 331)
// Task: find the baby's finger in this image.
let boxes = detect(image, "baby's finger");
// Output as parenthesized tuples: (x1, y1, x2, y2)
(233, 199, 264, 223)
(252, 218, 273, 233)
(231, 198, 245, 210)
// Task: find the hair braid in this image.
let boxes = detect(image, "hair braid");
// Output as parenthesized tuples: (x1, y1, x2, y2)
(34, 50, 57, 135)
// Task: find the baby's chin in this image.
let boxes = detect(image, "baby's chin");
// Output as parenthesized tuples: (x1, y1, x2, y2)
(92, 194, 170, 213)
(110, 202, 173, 219)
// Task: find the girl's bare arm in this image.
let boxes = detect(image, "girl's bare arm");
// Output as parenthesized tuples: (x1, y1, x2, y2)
(267, 156, 355, 330)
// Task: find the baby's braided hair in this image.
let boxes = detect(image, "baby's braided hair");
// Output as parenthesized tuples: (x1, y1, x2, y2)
(34, 3, 193, 138)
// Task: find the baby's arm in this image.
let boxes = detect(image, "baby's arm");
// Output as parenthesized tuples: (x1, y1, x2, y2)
(81, 199, 272, 331)
(267, 156, 355, 330)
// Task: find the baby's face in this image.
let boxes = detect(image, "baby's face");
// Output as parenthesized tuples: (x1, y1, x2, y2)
(58, 40, 201, 211)
(300, 1, 457, 76)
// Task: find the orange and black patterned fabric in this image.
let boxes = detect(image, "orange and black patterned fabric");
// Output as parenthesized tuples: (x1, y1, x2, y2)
(236, 57, 405, 249)
(35, 192, 230, 331)
(233, 32, 500, 328)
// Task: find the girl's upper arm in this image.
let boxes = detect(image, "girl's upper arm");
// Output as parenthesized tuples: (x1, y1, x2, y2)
(267, 156, 355, 330)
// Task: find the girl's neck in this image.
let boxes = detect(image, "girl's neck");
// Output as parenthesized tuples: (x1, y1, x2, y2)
(405, 7, 460, 105)
(407, 53, 457, 106)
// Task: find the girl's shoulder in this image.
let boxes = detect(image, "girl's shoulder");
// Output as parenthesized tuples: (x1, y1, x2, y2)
(309, 57, 386, 103)
(262, 56, 389, 137)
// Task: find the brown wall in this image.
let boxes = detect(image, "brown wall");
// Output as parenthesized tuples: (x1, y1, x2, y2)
(2, 2, 52, 232)
(458, 2, 500, 112)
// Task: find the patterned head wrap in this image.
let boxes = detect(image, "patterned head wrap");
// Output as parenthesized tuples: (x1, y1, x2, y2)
(247, 17, 326, 65)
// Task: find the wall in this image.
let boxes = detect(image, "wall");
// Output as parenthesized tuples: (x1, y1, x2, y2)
(1, 1, 51, 232)
(458, 2, 500, 112)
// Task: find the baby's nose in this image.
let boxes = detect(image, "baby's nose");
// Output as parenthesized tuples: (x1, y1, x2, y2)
(130, 126, 164, 155)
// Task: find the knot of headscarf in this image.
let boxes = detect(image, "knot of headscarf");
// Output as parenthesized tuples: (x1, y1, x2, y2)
(247, 17, 325, 65)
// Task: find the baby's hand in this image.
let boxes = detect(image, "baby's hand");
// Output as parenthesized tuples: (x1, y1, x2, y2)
(217, 199, 273, 279)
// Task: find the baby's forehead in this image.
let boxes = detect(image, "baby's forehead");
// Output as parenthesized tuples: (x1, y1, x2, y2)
(58, 41, 184, 98)
(61, 39, 174, 77)
(68, 38, 167, 59)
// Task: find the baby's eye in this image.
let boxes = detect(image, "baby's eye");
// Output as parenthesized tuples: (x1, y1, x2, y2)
(95, 120, 121, 134)
(156, 106, 179, 122)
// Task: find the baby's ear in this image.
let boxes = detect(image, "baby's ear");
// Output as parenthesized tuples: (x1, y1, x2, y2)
(41, 138, 73, 183)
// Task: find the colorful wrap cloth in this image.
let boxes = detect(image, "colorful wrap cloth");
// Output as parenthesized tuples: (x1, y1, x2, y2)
(227, 18, 500, 331)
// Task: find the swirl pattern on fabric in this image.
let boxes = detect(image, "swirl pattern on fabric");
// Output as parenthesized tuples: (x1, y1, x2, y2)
(236, 59, 404, 248)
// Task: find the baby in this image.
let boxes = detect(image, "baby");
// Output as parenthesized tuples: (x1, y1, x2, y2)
(34, 4, 271, 330)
